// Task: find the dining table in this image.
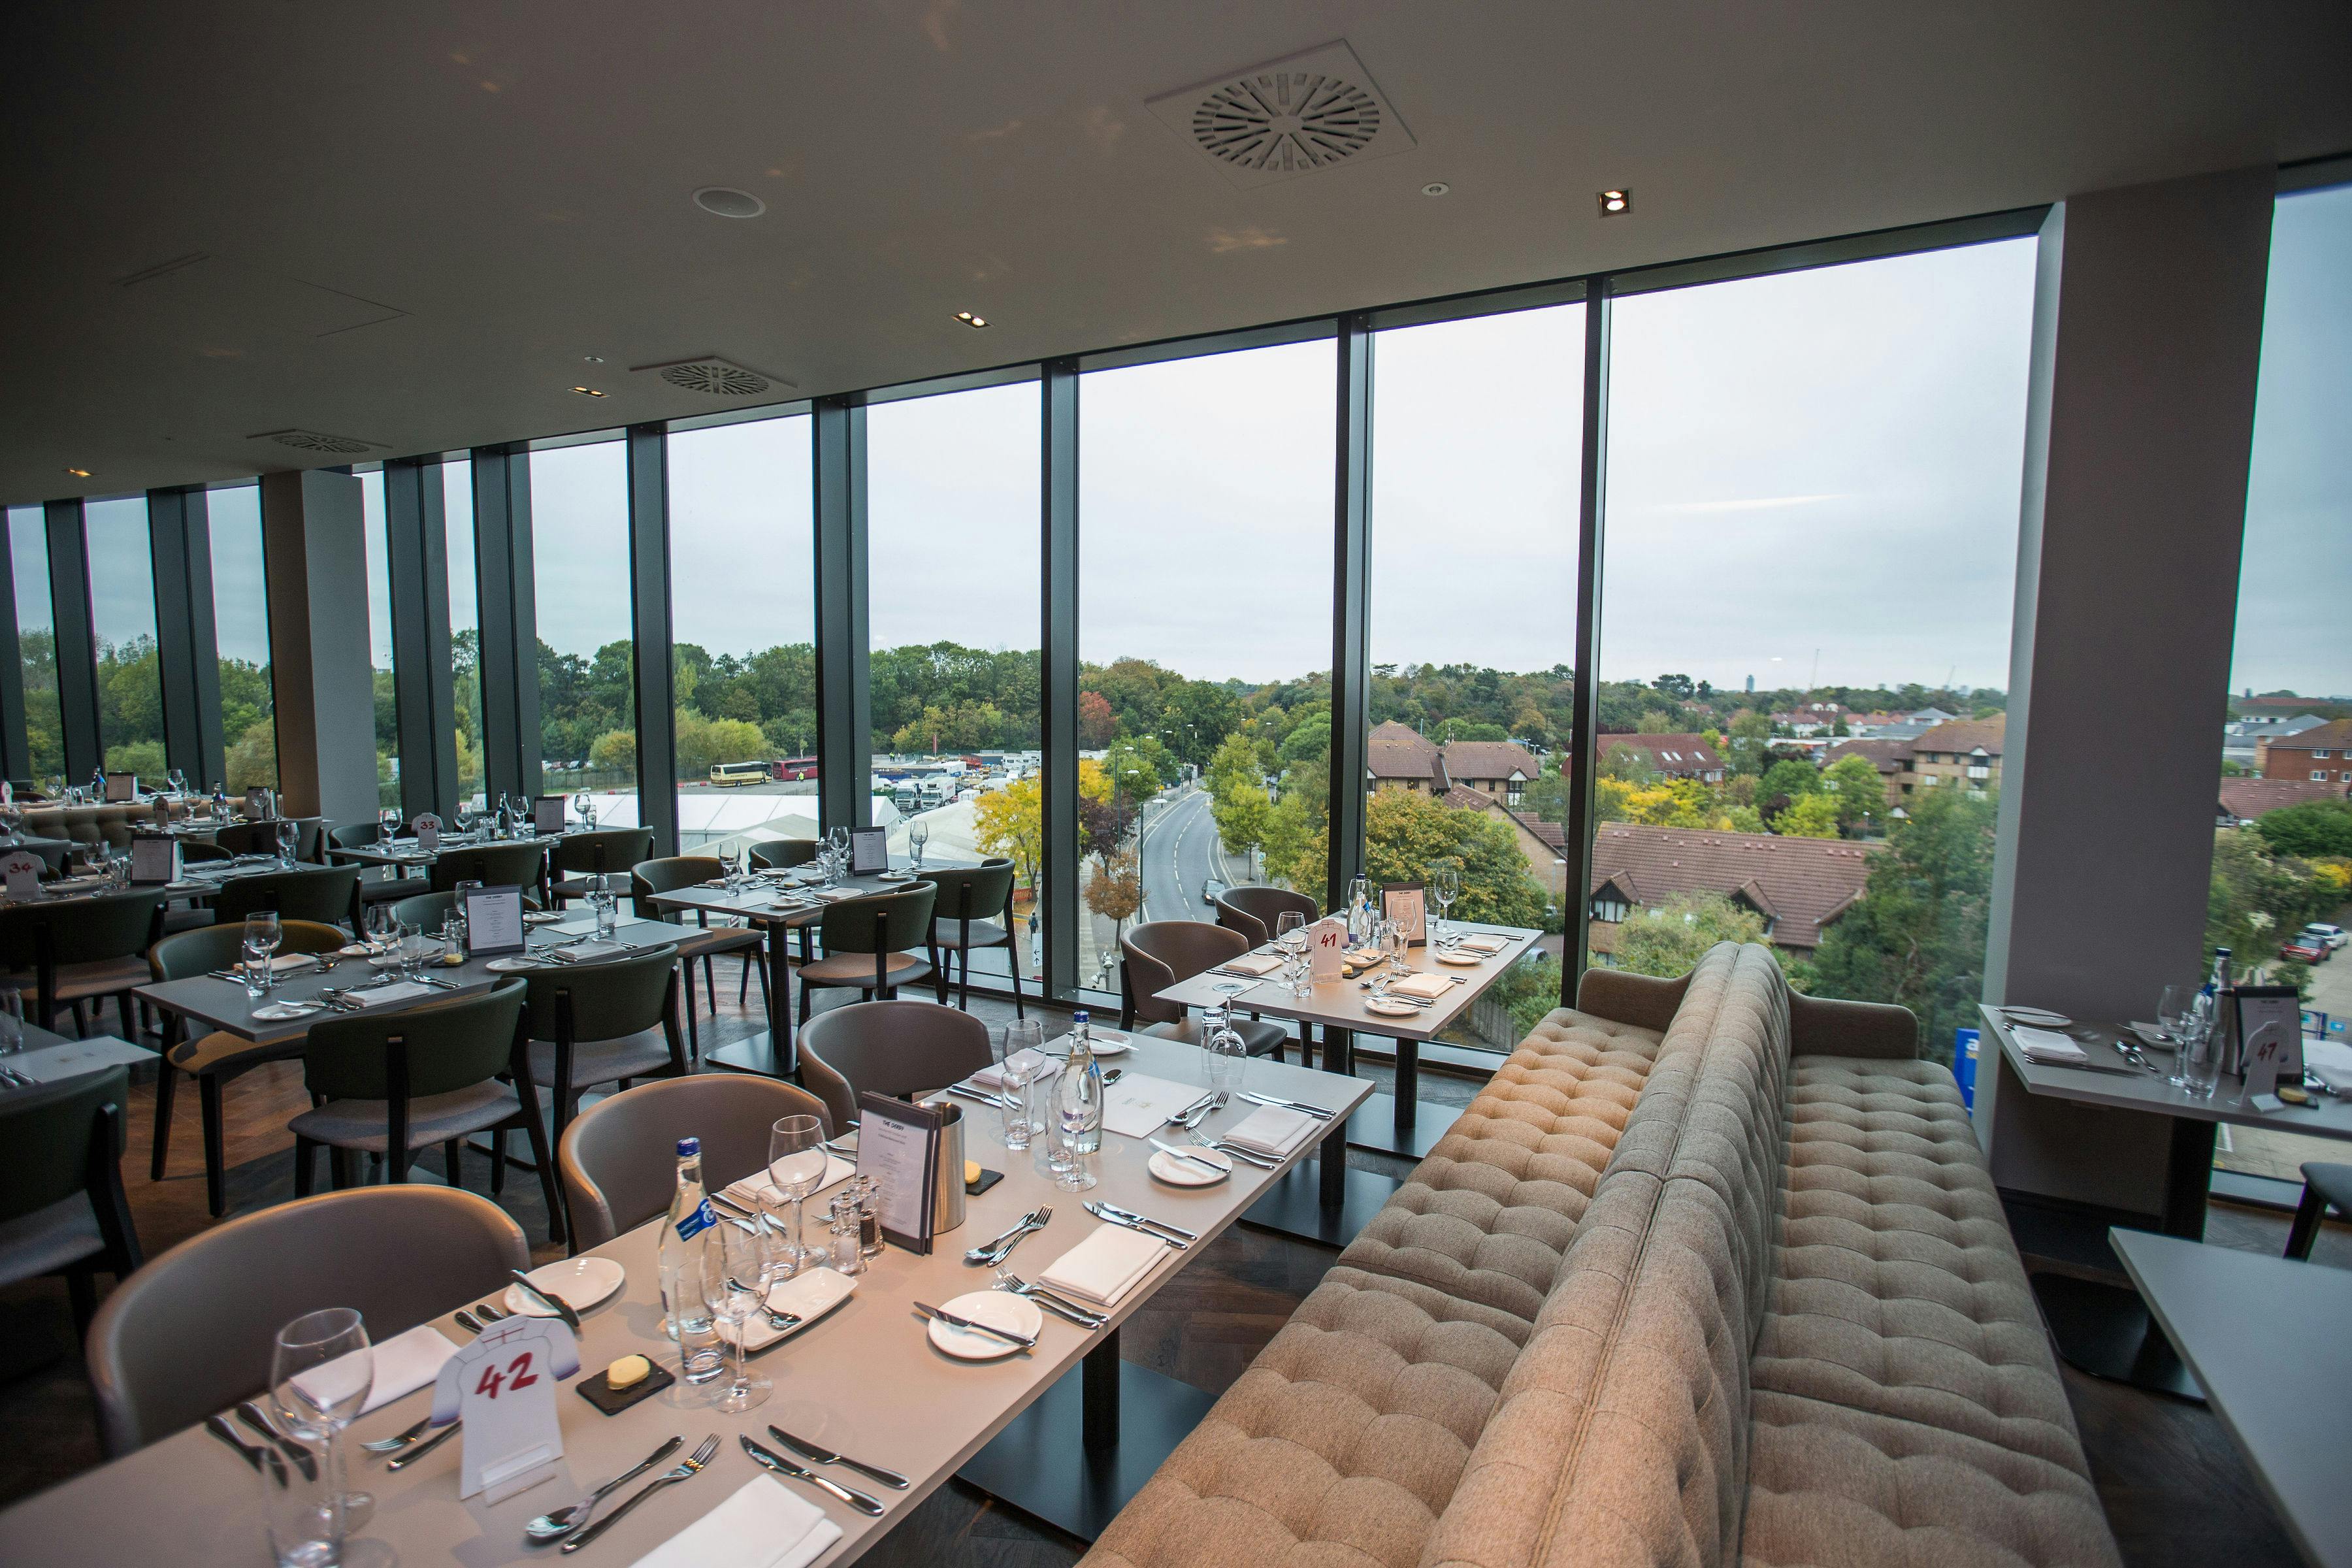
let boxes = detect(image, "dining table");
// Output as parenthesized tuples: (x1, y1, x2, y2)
(0, 1034, 1372, 1564)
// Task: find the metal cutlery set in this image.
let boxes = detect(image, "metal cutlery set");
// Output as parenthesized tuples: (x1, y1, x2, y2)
(0, 1064, 35, 1088)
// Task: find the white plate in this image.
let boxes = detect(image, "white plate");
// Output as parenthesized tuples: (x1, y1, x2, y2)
(503, 1256, 625, 1318)
(717, 1266, 858, 1353)
(523, 911, 564, 926)
(2002, 1007, 2073, 1027)
(252, 1002, 322, 1022)
(484, 956, 542, 973)
(927, 1290, 1042, 1360)
(1435, 950, 1484, 966)
(1364, 997, 1421, 1019)
(337, 944, 371, 957)
(367, 954, 404, 969)
(1087, 1030, 1132, 1057)
(1149, 1145, 1232, 1186)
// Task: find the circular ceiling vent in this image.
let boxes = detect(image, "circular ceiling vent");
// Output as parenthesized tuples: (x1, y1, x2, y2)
(693, 187, 766, 219)
(265, 429, 374, 454)
(1192, 71, 1379, 176)
(657, 360, 772, 397)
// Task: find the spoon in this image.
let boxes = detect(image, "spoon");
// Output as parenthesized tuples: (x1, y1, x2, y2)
(525, 1435, 684, 1542)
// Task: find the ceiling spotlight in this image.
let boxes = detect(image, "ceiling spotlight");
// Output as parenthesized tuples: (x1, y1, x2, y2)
(571, 386, 607, 397)
(954, 310, 989, 329)
(1597, 188, 1631, 216)
(693, 186, 766, 219)
(65, 467, 91, 478)
(1421, 182, 1450, 197)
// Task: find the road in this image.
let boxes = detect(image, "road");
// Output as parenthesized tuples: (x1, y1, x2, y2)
(1136, 785, 1237, 926)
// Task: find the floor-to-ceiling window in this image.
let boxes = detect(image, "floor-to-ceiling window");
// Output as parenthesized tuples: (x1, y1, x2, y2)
(1367, 304, 1586, 1051)
(2215, 180, 2352, 1186)
(7, 508, 62, 782)
(206, 484, 274, 791)
(870, 380, 1041, 983)
(83, 497, 164, 781)
(1080, 340, 1337, 994)
(667, 417, 813, 853)
(1590, 239, 2038, 1065)
(529, 442, 635, 808)
(442, 459, 485, 809)
(357, 470, 399, 806)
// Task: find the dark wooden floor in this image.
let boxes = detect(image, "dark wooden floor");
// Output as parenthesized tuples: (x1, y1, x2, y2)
(0, 966, 2338, 1567)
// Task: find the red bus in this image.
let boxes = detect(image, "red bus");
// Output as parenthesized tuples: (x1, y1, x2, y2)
(774, 757, 819, 781)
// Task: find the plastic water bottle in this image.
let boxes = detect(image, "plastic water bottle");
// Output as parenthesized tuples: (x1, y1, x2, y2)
(1059, 1010, 1104, 1156)
(658, 1138, 723, 1382)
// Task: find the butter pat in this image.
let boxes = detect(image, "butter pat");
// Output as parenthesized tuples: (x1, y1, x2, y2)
(606, 1354, 651, 1390)
(964, 1160, 981, 1186)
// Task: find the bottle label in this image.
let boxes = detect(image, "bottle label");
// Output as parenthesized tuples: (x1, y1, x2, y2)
(674, 1198, 715, 1241)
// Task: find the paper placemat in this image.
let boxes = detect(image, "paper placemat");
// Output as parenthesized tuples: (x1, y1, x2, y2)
(345, 981, 436, 1009)
(1099, 1073, 1211, 1139)
(10, 1034, 154, 1084)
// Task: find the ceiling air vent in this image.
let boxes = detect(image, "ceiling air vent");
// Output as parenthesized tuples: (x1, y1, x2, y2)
(253, 428, 378, 455)
(633, 355, 794, 398)
(1147, 41, 1414, 189)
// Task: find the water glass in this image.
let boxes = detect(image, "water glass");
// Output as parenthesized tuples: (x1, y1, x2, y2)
(276, 819, 301, 868)
(698, 1224, 772, 1414)
(828, 1196, 866, 1275)
(766, 1115, 828, 1275)
(269, 1307, 374, 1543)
(2178, 1014, 2225, 1100)
(0, 985, 24, 1053)
(2156, 984, 2195, 1049)
(398, 933, 436, 982)
(591, 885, 618, 939)
(1203, 1009, 1247, 1097)
(257, 1424, 342, 1568)
(244, 912, 283, 994)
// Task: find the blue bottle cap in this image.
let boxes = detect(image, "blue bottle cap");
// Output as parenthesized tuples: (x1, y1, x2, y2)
(676, 1137, 700, 1158)
(1071, 1009, 1090, 1023)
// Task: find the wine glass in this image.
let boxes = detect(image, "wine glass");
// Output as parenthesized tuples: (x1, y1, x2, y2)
(1430, 864, 1461, 942)
(276, 819, 301, 869)
(269, 1307, 375, 1537)
(766, 1115, 828, 1276)
(244, 911, 283, 996)
(909, 819, 929, 870)
(699, 1222, 773, 1414)
(363, 904, 399, 956)
(1275, 910, 1309, 996)
(451, 800, 474, 837)
(1382, 916, 1410, 974)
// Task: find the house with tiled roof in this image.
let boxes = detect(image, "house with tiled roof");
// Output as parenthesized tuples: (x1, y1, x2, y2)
(1365, 721, 1446, 793)
(1904, 715, 2004, 796)
(2218, 777, 2346, 826)
(1440, 739, 1541, 808)
(1595, 732, 1725, 783)
(2257, 718, 2352, 787)
(1585, 823, 1874, 958)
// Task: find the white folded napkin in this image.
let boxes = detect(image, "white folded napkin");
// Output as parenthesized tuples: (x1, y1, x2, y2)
(2304, 1039, 2352, 1094)
(1038, 1223, 1166, 1309)
(263, 953, 321, 973)
(812, 887, 860, 902)
(552, 939, 629, 962)
(1224, 1105, 1316, 1158)
(725, 1155, 855, 1208)
(336, 1324, 457, 1416)
(1386, 971, 1454, 1001)
(1451, 933, 1509, 954)
(629, 1475, 842, 1568)
(2012, 1025, 2090, 1065)
(973, 1047, 1049, 1091)
(1217, 952, 1283, 977)
(346, 981, 434, 1009)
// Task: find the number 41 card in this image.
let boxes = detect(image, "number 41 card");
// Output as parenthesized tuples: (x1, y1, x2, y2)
(429, 1314, 579, 1498)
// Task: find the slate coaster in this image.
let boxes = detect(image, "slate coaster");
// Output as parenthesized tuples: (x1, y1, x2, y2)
(574, 1359, 676, 1416)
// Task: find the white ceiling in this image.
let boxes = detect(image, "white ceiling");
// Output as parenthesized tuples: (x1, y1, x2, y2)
(3, 0, 2347, 506)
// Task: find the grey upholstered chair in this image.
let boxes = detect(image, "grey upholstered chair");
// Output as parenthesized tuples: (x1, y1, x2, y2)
(796, 884, 937, 1024)
(1119, 920, 1290, 1058)
(2286, 1162, 2352, 1261)
(0, 887, 167, 1035)
(919, 859, 1024, 1016)
(1213, 885, 1320, 947)
(549, 828, 655, 906)
(0, 1064, 141, 1337)
(388, 889, 459, 932)
(558, 1074, 832, 1252)
(749, 838, 819, 870)
(798, 997, 990, 1134)
(630, 855, 768, 1051)
(85, 1186, 526, 1456)
(513, 944, 687, 1154)
(147, 919, 350, 1217)
(210, 864, 362, 929)
(429, 840, 548, 898)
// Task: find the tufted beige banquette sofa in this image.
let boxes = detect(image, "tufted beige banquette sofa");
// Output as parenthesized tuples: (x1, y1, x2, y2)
(1083, 941, 2120, 1568)
(18, 800, 196, 849)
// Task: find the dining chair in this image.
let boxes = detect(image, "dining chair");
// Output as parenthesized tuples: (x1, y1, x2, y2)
(210, 864, 362, 931)
(749, 838, 819, 870)
(85, 1185, 526, 1456)
(0, 888, 168, 1036)
(285, 981, 561, 1237)
(208, 820, 278, 857)
(146, 919, 350, 1217)
(2285, 1162, 2352, 1261)
(1213, 885, 1320, 947)
(798, 997, 989, 1134)
(918, 859, 1024, 1017)
(629, 856, 766, 1055)
(558, 1074, 832, 1252)
(513, 945, 687, 1162)
(796, 883, 937, 1024)
(548, 828, 655, 906)
(0, 1065, 142, 1339)
(429, 840, 549, 901)
(388, 889, 459, 932)
(178, 839, 234, 865)
(329, 821, 424, 914)
(1119, 920, 1290, 1058)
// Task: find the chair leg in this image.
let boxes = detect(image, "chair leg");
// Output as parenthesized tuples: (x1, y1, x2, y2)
(70, 999, 88, 1038)
(67, 1270, 96, 1339)
(199, 1075, 229, 1218)
(932, 944, 948, 1005)
(958, 946, 972, 1012)
(490, 1132, 508, 1195)
(2287, 1182, 2331, 1260)
(738, 954, 751, 1005)
(702, 955, 717, 1013)
(150, 1063, 178, 1181)
(293, 1135, 317, 1198)
(1009, 955, 1026, 1020)
(515, 1099, 565, 1249)
(682, 969, 702, 1058)
(445, 1138, 464, 1190)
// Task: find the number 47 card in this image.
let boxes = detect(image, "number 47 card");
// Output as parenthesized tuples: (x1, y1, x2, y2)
(429, 1314, 580, 1498)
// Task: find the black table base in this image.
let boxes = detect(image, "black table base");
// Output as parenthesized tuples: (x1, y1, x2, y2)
(1343, 1091, 1460, 1160)
(956, 1330, 1217, 1543)
(2031, 1271, 2205, 1401)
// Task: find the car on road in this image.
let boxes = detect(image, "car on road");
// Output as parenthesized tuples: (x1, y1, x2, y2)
(2300, 923, 2348, 951)
(2281, 938, 2329, 964)
(1201, 876, 1227, 908)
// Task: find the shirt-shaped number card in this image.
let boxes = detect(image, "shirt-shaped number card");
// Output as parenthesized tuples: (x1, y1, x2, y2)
(1309, 917, 1347, 983)
(412, 813, 442, 853)
(1, 851, 42, 902)
(429, 1313, 579, 1499)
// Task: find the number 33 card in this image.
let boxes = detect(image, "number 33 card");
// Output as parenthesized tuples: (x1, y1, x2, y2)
(429, 1315, 580, 1497)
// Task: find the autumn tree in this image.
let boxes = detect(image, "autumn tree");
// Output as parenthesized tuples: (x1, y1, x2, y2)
(1085, 846, 1145, 941)
(1077, 691, 1118, 749)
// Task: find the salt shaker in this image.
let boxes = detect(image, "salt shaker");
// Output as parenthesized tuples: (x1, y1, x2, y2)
(828, 1196, 866, 1275)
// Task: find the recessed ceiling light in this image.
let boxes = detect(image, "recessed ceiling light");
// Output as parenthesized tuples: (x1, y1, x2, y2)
(1597, 188, 1631, 216)
(582, 355, 604, 364)
(693, 186, 766, 219)
(1422, 182, 1450, 197)
(65, 467, 90, 478)
(572, 386, 607, 397)
(954, 311, 989, 329)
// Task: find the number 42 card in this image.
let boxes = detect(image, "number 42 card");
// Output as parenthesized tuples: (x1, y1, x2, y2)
(429, 1314, 579, 1498)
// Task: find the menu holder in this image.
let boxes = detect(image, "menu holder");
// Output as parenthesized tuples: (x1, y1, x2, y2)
(463, 883, 526, 956)
(103, 771, 137, 803)
(849, 825, 889, 875)
(2235, 985, 2304, 1100)
(533, 795, 566, 834)
(1382, 883, 1427, 945)
(854, 1090, 949, 1254)
(1, 851, 42, 900)
(130, 836, 181, 886)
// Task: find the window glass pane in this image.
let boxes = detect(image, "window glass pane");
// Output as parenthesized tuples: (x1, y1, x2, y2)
(206, 485, 276, 792)
(2217, 184, 2352, 1184)
(7, 507, 62, 781)
(870, 382, 1041, 985)
(84, 496, 164, 782)
(1593, 240, 2038, 1068)
(1082, 341, 1335, 996)
(531, 443, 636, 805)
(668, 417, 815, 854)
(443, 460, 485, 809)
(359, 471, 399, 806)
(1366, 305, 1586, 1052)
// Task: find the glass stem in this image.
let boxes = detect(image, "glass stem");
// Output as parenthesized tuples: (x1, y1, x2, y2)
(790, 1193, 805, 1259)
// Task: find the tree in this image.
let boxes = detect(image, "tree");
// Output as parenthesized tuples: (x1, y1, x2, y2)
(1077, 691, 1118, 749)
(1773, 791, 1841, 839)
(1822, 754, 1887, 833)
(2252, 800, 2352, 860)
(1634, 710, 1674, 734)
(674, 712, 767, 778)
(1360, 788, 1547, 929)
(1084, 845, 1144, 939)
(1610, 892, 1774, 980)
(1102, 736, 1175, 802)
(1652, 674, 1696, 700)
(1759, 757, 1821, 804)
(225, 721, 277, 792)
(1726, 711, 1772, 776)
(2209, 828, 2336, 968)
(589, 729, 636, 774)
(975, 777, 1044, 897)
(1211, 781, 1273, 860)
(1601, 742, 1658, 783)
(1277, 711, 1330, 766)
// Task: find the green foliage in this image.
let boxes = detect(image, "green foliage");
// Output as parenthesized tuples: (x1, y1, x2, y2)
(2208, 828, 2340, 968)
(1822, 753, 1888, 832)
(1102, 736, 1176, 802)
(1758, 757, 1820, 804)
(1725, 711, 1773, 776)
(675, 712, 767, 777)
(2252, 800, 2352, 860)
(588, 729, 636, 773)
(1360, 788, 1547, 930)
(225, 721, 277, 792)
(1277, 711, 1330, 766)
(1610, 892, 1778, 981)
(104, 740, 166, 779)
(1772, 791, 1841, 839)
(1600, 741, 1658, 783)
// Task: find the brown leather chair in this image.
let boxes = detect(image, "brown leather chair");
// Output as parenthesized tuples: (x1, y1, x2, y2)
(86, 1186, 526, 1456)
(1214, 885, 1320, 947)
(559, 1075, 832, 1253)
(798, 998, 990, 1134)
(1119, 920, 1290, 1058)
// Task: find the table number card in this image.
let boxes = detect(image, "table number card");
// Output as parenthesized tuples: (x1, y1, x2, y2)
(429, 1313, 578, 1499)
(152, 796, 172, 826)
(1309, 917, 1347, 983)
(1, 851, 42, 901)
(463, 883, 526, 956)
(412, 812, 442, 853)
(2235, 986, 2304, 1102)
(849, 825, 889, 875)
(129, 836, 180, 885)
(855, 1090, 945, 1254)
(1382, 884, 1426, 945)
(533, 794, 566, 834)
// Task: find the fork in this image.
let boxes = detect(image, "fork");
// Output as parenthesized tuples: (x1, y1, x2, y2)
(992, 1268, 1105, 1328)
(1190, 1129, 1278, 1169)
(361, 1412, 437, 1454)
(561, 1433, 721, 1554)
(728, 1277, 804, 1331)
(964, 1206, 1049, 1266)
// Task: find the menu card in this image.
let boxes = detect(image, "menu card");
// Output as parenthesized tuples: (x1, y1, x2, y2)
(533, 795, 566, 834)
(464, 884, 526, 956)
(130, 836, 181, 885)
(1, 851, 42, 900)
(849, 826, 889, 874)
(1309, 917, 1347, 982)
(103, 771, 137, 803)
(855, 1090, 946, 1254)
(1382, 884, 1426, 944)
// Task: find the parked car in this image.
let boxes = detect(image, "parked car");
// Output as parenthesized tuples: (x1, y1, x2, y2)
(1201, 876, 1228, 908)
(2280, 939, 2328, 964)
(2300, 923, 2348, 951)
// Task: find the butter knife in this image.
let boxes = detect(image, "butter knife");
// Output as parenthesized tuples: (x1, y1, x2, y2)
(912, 1301, 1036, 1348)
(508, 1269, 582, 1331)
(738, 1435, 887, 1515)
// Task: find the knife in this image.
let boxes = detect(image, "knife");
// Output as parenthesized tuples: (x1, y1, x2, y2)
(205, 1414, 283, 1482)
(1081, 1201, 1189, 1250)
(1093, 1199, 1199, 1241)
(1239, 1090, 1336, 1120)
(912, 1301, 1037, 1348)
(1148, 1137, 1231, 1176)
(766, 1424, 910, 1490)
(738, 1435, 887, 1516)
(508, 1268, 582, 1331)
(235, 1401, 319, 1481)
